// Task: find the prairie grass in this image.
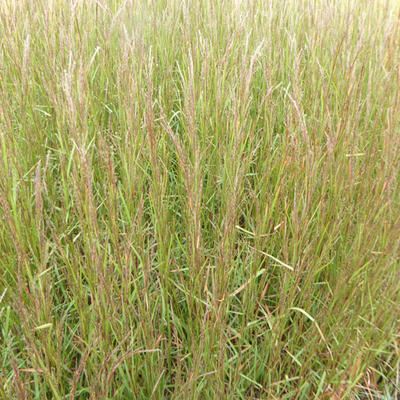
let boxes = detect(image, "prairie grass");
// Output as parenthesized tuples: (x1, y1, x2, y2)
(1, 0, 400, 398)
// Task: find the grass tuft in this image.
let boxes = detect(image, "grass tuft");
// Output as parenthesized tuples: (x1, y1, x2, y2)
(1, 0, 400, 398)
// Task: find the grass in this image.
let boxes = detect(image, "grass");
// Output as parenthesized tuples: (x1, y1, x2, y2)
(0, 0, 400, 398)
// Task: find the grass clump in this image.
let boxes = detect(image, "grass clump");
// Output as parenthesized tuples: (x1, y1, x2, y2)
(1, 0, 400, 398)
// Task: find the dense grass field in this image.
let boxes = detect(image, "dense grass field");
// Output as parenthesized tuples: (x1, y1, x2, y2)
(1, 0, 400, 398)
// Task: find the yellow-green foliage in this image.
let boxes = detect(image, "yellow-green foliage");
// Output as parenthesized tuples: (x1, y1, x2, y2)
(0, 0, 399, 398)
